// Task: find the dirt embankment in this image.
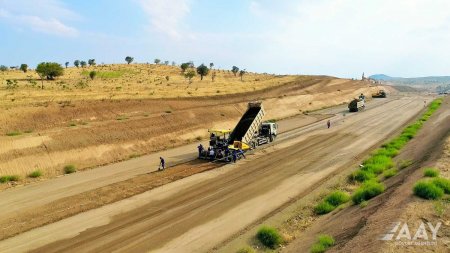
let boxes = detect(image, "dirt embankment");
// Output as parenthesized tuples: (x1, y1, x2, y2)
(0, 77, 384, 181)
(283, 96, 450, 253)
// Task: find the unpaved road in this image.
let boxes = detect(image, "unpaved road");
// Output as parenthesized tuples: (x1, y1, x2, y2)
(0, 95, 429, 253)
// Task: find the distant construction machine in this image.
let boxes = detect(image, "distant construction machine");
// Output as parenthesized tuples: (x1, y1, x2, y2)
(200, 102, 278, 161)
(372, 89, 387, 98)
(348, 93, 366, 112)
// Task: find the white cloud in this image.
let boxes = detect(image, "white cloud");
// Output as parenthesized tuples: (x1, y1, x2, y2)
(248, 0, 450, 77)
(0, 0, 79, 37)
(138, 0, 191, 39)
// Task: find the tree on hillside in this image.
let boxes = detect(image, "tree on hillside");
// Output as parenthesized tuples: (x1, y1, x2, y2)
(80, 61, 87, 68)
(0, 65, 7, 72)
(211, 71, 216, 82)
(209, 62, 214, 69)
(232, 66, 239, 76)
(164, 60, 169, 65)
(65, 62, 69, 68)
(74, 60, 80, 68)
(36, 62, 64, 89)
(88, 59, 96, 66)
(89, 71, 97, 80)
(154, 59, 161, 64)
(20, 64, 28, 73)
(184, 69, 196, 84)
(125, 56, 134, 64)
(172, 61, 176, 66)
(196, 64, 209, 81)
(180, 62, 190, 72)
(239, 69, 246, 81)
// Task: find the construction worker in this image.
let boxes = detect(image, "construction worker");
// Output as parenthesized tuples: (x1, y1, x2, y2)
(209, 148, 215, 160)
(327, 120, 331, 129)
(238, 149, 246, 159)
(232, 150, 237, 163)
(197, 144, 204, 158)
(224, 147, 230, 162)
(159, 157, 165, 171)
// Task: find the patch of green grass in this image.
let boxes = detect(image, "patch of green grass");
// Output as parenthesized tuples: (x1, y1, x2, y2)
(310, 234, 335, 253)
(81, 70, 126, 78)
(314, 201, 336, 215)
(424, 168, 439, 178)
(116, 116, 129, 121)
(0, 175, 20, 183)
(236, 246, 255, 253)
(432, 178, 450, 194)
(69, 122, 77, 127)
(350, 170, 375, 183)
(359, 200, 369, 208)
(324, 191, 350, 206)
(434, 200, 446, 217)
(361, 154, 394, 174)
(352, 181, 385, 204)
(129, 153, 140, 159)
(256, 226, 283, 249)
(24, 129, 33, 133)
(383, 168, 398, 179)
(413, 180, 444, 200)
(28, 170, 42, 178)
(6, 131, 21, 136)
(63, 164, 77, 174)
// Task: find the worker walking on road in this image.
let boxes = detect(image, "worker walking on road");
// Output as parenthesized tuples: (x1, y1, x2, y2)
(159, 157, 165, 171)
(197, 144, 204, 158)
(327, 120, 331, 129)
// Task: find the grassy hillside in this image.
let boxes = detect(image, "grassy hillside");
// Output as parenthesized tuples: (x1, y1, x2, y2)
(0, 64, 301, 106)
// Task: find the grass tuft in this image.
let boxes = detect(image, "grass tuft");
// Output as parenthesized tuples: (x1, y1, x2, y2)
(310, 234, 335, 253)
(28, 170, 42, 178)
(256, 226, 283, 249)
(236, 246, 255, 253)
(352, 181, 385, 204)
(0, 175, 20, 183)
(64, 164, 77, 174)
(413, 180, 444, 200)
(383, 168, 398, 179)
(423, 168, 439, 178)
(432, 178, 450, 194)
(6, 131, 21, 136)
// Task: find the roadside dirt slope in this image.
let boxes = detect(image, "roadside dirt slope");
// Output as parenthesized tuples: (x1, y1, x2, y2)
(0, 75, 384, 181)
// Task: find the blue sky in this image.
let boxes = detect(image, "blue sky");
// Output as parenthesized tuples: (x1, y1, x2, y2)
(1, 0, 450, 78)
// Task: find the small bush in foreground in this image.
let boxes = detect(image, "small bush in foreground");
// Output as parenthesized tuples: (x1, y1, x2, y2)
(324, 191, 350, 206)
(256, 226, 283, 249)
(413, 181, 443, 200)
(236, 246, 255, 253)
(64, 165, 77, 174)
(314, 201, 335, 215)
(352, 181, 385, 204)
(310, 234, 335, 253)
(0, 175, 20, 183)
(424, 168, 439, 178)
(432, 178, 450, 194)
(350, 170, 375, 182)
(28, 170, 42, 178)
(398, 160, 413, 170)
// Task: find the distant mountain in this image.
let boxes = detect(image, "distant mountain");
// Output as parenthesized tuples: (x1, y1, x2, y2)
(369, 74, 450, 93)
(369, 74, 398, 81)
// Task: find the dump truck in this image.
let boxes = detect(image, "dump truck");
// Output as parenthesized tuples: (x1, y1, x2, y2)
(372, 90, 387, 98)
(199, 102, 277, 161)
(227, 102, 277, 150)
(348, 98, 365, 112)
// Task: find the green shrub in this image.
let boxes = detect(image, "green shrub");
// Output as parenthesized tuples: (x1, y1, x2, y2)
(350, 170, 375, 182)
(6, 131, 21, 136)
(383, 168, 398, 178)
(362, 154, 394, 174)
(424, 168, 439, 177)
(413, 181, 444, 200)
(236, 246, 255, 253)
(0, 175, 20, 183)
(64, 165, 77, 174)
(314, 201, 336, 215)
(28, 170, 42, 178)
(310, 234, 335, 253)
(256, 226, 283, 249)
(432, 178, 450, 194)
(352, 181, 385, 204)
(324, 191, 350, 206)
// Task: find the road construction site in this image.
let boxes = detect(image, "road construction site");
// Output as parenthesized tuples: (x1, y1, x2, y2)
(0, 93, 433, 253)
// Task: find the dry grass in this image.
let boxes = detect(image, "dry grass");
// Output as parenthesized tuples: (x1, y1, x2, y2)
(0, 64, 299, 107)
